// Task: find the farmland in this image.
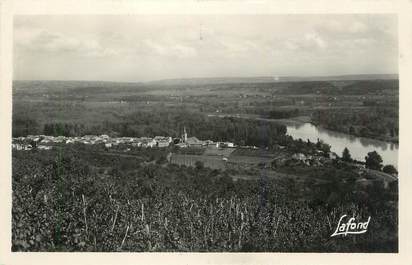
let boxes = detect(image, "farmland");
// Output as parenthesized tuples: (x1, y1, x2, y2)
(170, 154, 226, 170)
(169, 147, 278, 170)
(12, 78, 398, 143)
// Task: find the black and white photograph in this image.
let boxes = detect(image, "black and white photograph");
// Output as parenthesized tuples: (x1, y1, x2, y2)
(2, 1, 409, 261)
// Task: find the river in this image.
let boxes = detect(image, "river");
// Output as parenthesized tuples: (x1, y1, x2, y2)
(285, 122, 398, 167)
(207, 113, 398, 167)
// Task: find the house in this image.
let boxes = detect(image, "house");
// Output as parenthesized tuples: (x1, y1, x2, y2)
(140, 138, 157, 148)
(157, 140, 170, 148)
(41, 138, 51, 143)
(12, 143, 23, 150)
(147, 140, 157, 148)
(27, 135, 40, 142)
(121, 137, 134, 143)
(54, 136, 66, 143)
(154, 136, 172, 143)
(38, 145, 52, 150)
(154, 136, 172, 147)
(175, 142, 188, 148)
(205, 140, 219, 148)
(24, 144, 32, 151)
(292, 153, 306, 161)
(186, 137, 205, 148)
(218, 142, 234, 148)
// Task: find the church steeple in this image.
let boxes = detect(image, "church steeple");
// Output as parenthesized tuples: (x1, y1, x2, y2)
(183, 126, 188, 143)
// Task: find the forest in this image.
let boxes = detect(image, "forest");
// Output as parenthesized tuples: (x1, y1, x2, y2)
(311, 107, 398, 142)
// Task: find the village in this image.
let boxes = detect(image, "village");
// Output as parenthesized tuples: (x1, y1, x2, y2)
(11, 127, 236, 151)
(12, 126, 342, 172)
(11, 126, 398, 189)
(12, 127, 361, 173)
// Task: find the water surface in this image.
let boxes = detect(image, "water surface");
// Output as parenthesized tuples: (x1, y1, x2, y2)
(286, 122, 398, 167)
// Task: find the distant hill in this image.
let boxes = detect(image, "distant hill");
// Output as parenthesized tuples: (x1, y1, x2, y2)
(13, 80, 143, 89)
(147, 74, 398, 86)
(13, 74, 398, 91)
(278, 79, 398, 95)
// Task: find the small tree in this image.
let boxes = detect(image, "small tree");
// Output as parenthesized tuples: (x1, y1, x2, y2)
(382, 164, 398, 175)
(316, 138, 322, 149)
(365, 151, 383, 170)
(321, 144, 331, 158)
(342, 147, 352, 162)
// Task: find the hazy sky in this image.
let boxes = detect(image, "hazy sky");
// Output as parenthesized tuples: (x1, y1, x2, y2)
(13, 14, 398, 82)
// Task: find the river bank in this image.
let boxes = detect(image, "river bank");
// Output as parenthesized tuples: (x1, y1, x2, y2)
(310, 121, 399, 144)
(207, 113, 398, 167)
(208, 113, 398, 145)
(285, 122, 398, 167)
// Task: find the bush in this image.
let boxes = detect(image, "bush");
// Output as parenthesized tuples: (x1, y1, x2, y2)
(382, 165, 398, 175)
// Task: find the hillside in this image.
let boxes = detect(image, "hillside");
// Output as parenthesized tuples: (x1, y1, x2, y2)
(147, 74, 398, 86)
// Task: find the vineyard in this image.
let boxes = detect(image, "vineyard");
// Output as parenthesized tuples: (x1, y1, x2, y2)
(12, 147, 398, 252)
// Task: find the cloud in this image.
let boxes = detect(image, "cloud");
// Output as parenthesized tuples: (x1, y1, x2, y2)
(317, 19, 368, 35)
(304, 32, 328, 49)
(15, 29, 119, 57)
(13, 15, 398, 81)
(349, 21, 369, 33)
(141, 39, 198, 58)
(282, 32, 328, 52)
(218, 39, 259, 54)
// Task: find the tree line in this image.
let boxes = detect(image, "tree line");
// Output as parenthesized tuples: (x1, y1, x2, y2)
(13, 110, 289, 149)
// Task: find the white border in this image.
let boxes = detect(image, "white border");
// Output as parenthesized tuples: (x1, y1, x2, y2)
(1, 1, 411, 265)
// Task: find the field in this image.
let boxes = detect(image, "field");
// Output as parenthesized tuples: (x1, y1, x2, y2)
(170, 154, 226, 170)
(170, 146, 283, 171)
(203, 147, 236, 157)
(13, 78, 398, 143)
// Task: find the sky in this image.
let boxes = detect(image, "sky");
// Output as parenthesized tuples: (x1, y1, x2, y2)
(13, 14, 398, 82)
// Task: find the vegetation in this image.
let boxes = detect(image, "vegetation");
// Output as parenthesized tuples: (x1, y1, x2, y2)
(11, 79, 398, 252)
(365, 151, 383, 171)
(13, 78, 398, 143)
(15, 109, 288, 149)
(382, 165, 398, 175)
(311, 107, 398, 143)
(12, 146, 398, 252)
(342, 147, 352, 162)
(265, 109, 300, 119)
